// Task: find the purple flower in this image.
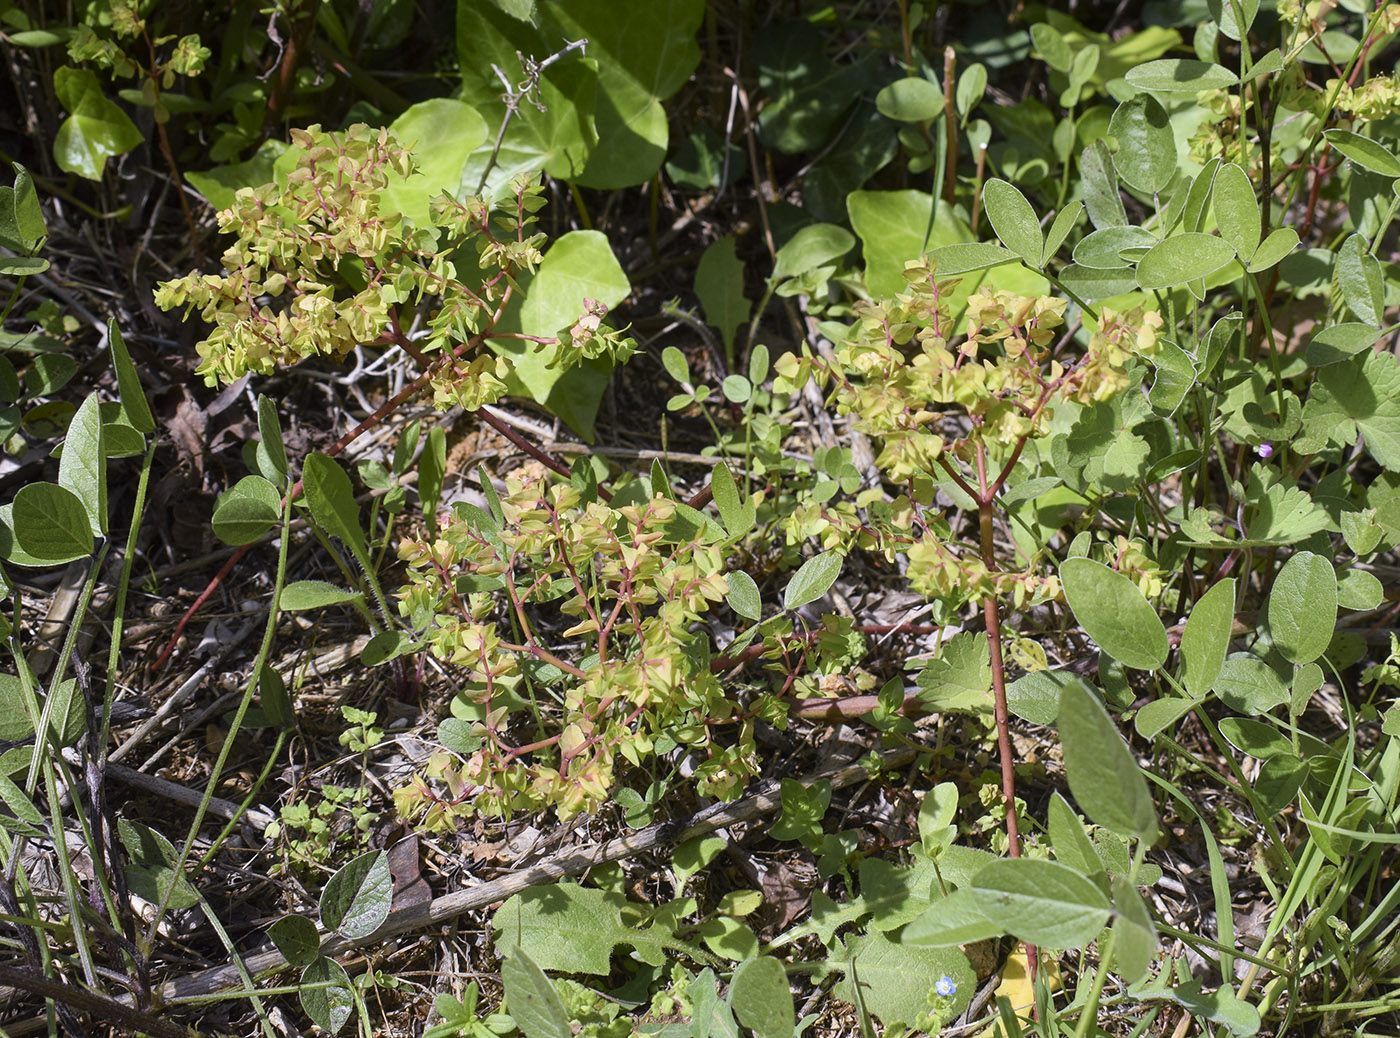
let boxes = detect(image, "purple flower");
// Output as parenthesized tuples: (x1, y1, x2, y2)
(936, 976, 957, 997)
(1256, 442, 1274, 459)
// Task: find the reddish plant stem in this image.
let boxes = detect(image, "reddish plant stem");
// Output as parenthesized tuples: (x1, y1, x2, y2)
(943, 47, 959, 205)
(973, 440, 1037, 983)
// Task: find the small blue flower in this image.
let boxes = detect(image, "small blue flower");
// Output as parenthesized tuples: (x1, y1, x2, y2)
(936, 976, 956, 997)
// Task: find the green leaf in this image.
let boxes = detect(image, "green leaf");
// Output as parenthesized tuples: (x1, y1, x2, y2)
(118, 820, 200, 911)
(1006, 669, 1087, 725)
(418, 425, 447, 536)
(1030, 23, 1073, 72)
(1211, 162, 1260, 259)
(875, 77, 943, 122)
(770, 778, 831, 845)
(970, 858, 1111, 947)
(1080, 140, 1127, 229)
(1247, 227, 1299, 273)
(1335, 233, 1385, 326)
(1208, 0, 1259, 40)
(1059, 680, 1158, 840)
(695, 237, 749, 359)
(833, 931, 973, 1029)
(1148, 338, 1196, 417)
(902, 887, 1002, 948)
(1213, 654, 1290, 714)
(210, 475, 282, 547)
(1337, 567, 1383, 610)
(1060, 557, 1168, 671)
(698, 916, 758, 962)
(24, 354, 78, 396)
(1058, 264, 1139, 301)
(0, 772, 45, 837)
(186, 139, 288, 212)
(927, 241, 1019, 274)
(1136, 233, 1237, 290)
(848, 189, 942, 296)
(1111, 876, 1157, 983)
(382, 98, 488, 230)
(303, 452, 370, 564)
(492, 884, 689, 974)
(492, 229, 631, 440)
(711, 462, 754, 538)
(554, 0, 704, 188)
(784, 551, 842, 611)
(58, 392, 106, 536)
(267, 915, 322, 969)
(915, 632, 993, 714)
(108, 320, 154, 434)
(1297, 351, 1400, 469)
(52, 66, 144, 179)
(1268, 551, 1336, 665)
(1124, 59, 1238, 93)
(983, 178, 1043, 267)
(730, 957, 793, 1038)
(956, 64, 987, 120)
(1072, 225, 1159, 270)
(1047, 792, 1106, 883)
(1218, 716, 1294, 759)
(502, 947, 571, 1038)
(0, 164, 46, 252)
(1323, 128, 1400, 178)
(1305, 323, 1381, 367)
(1134, 696, 1197, 739)
(1041, 200, 1084, 265)
(11, 482, 94, 563)
(320, 849, 392, 939)
(725, 570, 762, 622)
(772, 223, 856, 280)
(1108, 95, 1176, 194)
(300, 956, 354, 1035)
(1179, 578, 1236, 699)
(1181, 157, 1221, 233)
(280, 581, 365, 612)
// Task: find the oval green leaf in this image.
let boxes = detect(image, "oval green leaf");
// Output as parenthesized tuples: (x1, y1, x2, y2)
(320, 849, 392, 939)
(1179, 578, 1236, 699)
(926, 242, 1018, 274)
(726, 570, 762, 622)
(1060, 557, 1168, 671)
(1269, 551, 1336, 665)
(1247, 227, 1299, 273)
(1059, 680, 1158, 840)
(280, 580, 365, 612)
(1304, 323, 1380, 367)
(12, 482, 94, 563)
(1214, 654, 1290, 714)
(875, 77, 943, 123)
(211, 475, 282, 547)
(970, 858, 1111, 948)
(1124, 59, 1238, 93)
(1135, 233, 1237, 290)
(983, 178, 1043, 267)
(1108, 95, 1176, 194)
(300, 956, 354, 1035)
(783, 551, 842, 611)
(1211, 162, 1259, 259)
(1324, 128, 1400, 178)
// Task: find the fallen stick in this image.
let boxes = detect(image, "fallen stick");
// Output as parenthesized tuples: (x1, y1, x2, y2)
(157, 745, 919, 1007)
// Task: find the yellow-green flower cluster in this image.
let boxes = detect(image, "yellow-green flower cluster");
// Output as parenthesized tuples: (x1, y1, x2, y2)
(395, 476, 743, 821)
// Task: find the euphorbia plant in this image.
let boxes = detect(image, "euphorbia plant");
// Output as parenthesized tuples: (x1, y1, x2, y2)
(777, 260, 1164, 858)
